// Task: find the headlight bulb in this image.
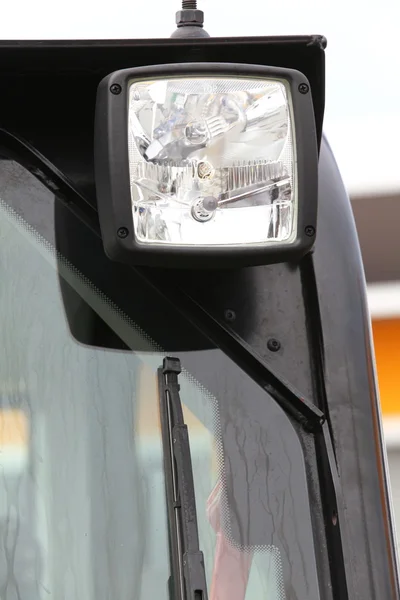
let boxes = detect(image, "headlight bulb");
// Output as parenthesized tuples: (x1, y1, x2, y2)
(191, 196, 218, 222)
(184, 121, 209, 145)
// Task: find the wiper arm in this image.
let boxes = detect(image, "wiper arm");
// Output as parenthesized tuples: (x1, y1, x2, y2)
(158, 357, 208, 600)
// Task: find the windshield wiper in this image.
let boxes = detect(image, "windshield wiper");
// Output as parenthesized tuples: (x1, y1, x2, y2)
(158, 357, 208, 600)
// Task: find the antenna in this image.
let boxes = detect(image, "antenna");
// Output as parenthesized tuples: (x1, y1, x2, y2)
(171, 0, 210, 38)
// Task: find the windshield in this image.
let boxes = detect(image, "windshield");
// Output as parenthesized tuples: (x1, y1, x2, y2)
(0, 159, 320, 600)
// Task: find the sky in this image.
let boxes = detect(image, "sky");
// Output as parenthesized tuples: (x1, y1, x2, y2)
(0, 0, 399, 197)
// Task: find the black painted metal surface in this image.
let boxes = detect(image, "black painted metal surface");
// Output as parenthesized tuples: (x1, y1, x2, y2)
(314, 140, 400, 598)
(0, 37, 396, 599)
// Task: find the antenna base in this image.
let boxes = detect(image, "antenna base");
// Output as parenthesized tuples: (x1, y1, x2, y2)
(171, 7, 210, 38)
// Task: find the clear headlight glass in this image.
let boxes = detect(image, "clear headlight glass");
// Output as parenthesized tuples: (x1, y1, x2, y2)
(128, 77, 296, 246)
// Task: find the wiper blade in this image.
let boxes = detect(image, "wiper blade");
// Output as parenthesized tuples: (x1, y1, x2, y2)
(158, 357, 208, 600)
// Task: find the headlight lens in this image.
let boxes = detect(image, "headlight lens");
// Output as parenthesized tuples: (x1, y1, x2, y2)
(128, 77, 296, 246)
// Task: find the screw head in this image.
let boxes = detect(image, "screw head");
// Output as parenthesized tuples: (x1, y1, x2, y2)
(117, 227, 129, 239)
(298, 83, 309, 94)
(305, 225, 315, 237)
(267, 338, 281, 352)
(110, 83, 122, 95)
(224, 309, 236, 323)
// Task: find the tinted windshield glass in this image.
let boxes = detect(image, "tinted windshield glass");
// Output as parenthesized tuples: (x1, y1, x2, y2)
(0, 160, 320, 600)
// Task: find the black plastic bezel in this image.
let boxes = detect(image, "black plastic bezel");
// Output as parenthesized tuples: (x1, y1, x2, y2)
(95, 62, 318, 268)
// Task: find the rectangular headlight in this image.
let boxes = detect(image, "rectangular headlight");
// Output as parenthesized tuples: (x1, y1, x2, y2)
(129, 77, 294, 246)
(95, 63, 318, 268)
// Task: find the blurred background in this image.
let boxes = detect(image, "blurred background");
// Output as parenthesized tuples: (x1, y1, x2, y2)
(1, 0, 399, 542)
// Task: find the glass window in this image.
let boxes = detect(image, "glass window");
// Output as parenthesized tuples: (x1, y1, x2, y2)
(0, 159, 320, 600)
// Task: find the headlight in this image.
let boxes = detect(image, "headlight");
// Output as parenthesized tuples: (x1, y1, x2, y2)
(95, 63, 318, 268)
(129, 77, 294, 246)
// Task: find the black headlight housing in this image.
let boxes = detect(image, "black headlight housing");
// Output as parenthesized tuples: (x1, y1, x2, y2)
(95, 61, 318, 269)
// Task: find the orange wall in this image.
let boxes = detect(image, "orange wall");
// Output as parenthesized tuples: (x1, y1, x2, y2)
(372, 319, 400, 415)
(0, 410, 27, 445)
